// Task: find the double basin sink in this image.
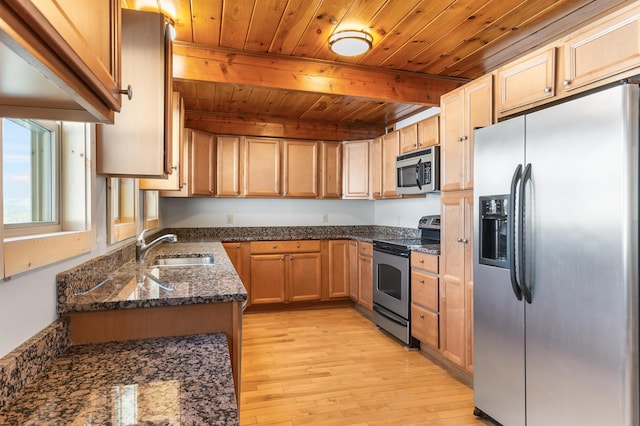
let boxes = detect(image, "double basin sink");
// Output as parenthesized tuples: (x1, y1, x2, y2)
(152, 254, 214, 267)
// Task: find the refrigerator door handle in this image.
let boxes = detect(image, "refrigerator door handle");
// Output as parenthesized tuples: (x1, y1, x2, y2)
(509, 164, 524, 301)
(519, 163, 533, 304)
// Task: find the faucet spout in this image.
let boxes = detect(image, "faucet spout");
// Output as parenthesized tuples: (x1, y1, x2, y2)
(136, 229, 178, 262)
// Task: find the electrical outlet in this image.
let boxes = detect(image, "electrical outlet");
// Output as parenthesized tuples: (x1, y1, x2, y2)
(226, 214, 233, 224)
(322, 213, 328, 223)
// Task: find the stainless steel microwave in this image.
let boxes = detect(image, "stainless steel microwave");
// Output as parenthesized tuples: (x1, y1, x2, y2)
(395, 146, 440, 194)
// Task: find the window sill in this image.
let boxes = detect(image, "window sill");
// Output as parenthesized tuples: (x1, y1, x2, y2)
(4, 230, 92, 277)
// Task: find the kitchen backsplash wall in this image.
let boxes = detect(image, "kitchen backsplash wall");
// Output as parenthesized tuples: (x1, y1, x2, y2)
(160, 196, 440, 229)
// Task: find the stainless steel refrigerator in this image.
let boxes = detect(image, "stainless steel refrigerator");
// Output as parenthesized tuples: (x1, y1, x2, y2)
(473, 83, 639, 426)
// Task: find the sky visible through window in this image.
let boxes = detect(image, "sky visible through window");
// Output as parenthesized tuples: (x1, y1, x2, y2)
(3, 118, 33, 224)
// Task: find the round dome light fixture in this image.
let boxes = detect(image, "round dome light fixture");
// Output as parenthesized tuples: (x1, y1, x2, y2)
(329, 30, 373, 56)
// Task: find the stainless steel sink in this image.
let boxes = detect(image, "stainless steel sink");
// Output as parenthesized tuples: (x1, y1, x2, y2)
(153, 255, 214, 267)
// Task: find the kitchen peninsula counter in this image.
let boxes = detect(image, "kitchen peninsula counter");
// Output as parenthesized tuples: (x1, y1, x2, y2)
(0, 333, 238, 425)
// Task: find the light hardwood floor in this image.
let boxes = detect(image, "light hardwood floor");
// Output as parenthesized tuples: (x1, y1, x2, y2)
(240, 307, 491, 425)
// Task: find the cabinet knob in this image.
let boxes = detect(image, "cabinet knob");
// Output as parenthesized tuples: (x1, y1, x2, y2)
(290, 255, 293, 260)
(119, 85, 133, 100)
(280, 256, 284, 261)
(419, 258, 424, 263)
(419, 279, 425, 284)
(296, 243, 301, 248)
(457, 238, 468, 244)
(273, 245, 277, 249)
(236, 244, 240, 248)
(419, 313, 425, 319)
(458, 136, 468, 142)
(543, 87, 552, 93)
(563, 79, 571, 86)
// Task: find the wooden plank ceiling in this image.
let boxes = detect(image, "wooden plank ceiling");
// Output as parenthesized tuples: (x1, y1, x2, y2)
(123, 0, 632, 140)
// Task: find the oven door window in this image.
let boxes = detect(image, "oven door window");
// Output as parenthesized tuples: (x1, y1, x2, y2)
(378, 264, 402, 300)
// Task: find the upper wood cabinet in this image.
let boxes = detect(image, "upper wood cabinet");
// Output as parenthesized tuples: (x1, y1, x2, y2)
(369, 136, 382, 199)
(139, 92, 184, 191)
(319, 142, 342, 199)
(244, 137, 281, 197)
(561, 6, 640, 93)
(217, 135, 243, 197)
(496, 47, 556, 114)
(381, 131, 401, 199)
(342, 139, 371, 199)
(96, 8, 172, 177)
(0, 0, 121, 122)
(440, 74, 493, 192)
(399, 123, 418, 154)
(190, 130, 216, 196)
(417, 115, 440, 149)
(282, 140, 318, 198)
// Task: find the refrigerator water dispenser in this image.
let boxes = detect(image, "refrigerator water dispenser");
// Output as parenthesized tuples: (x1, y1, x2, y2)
(479, 195, 509, 268)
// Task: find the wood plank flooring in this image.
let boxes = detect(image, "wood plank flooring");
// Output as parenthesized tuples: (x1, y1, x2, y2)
(240, 307, 491, 425)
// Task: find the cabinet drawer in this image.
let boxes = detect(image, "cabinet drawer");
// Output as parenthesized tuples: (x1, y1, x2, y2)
(411, 304, 438, 349)
(250, 240, 321, 254)
(358, 242, 373, 257)
(411, 271, 438, 311)
(411, 252, 438, 273)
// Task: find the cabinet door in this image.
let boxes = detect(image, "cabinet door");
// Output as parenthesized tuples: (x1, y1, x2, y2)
(190, 130, 216, 196)
(464, 74, 493, 191)
(369, 137, 382, 199)
(464, 195, 474, 373)
(223, 242, 251, 304)
(97, 9, 171, 177)
(342, 140, 370, 199)
(328, 240, 349, 298)
(381, 132, 401, 198)
(348, 240, 358, 300)
(289, 253, 322, 302)
(244, 137, 280, 197)
(282, 140, 318, 198)
(440, 191, 469, 368)
(563, 9, 640, 92)
(140, 92, 184, 190)
(0, 0, 121, 122)
(497, 47, 555, 113)
(250, 254, 286, 304)
(417, 115, 439, 149)
(217, 135, 242, 197)
(319, 142, 342, 199)
(399, 123, 418, 153)
(357, 251, 373, 310)
(440, 89, 465, 192)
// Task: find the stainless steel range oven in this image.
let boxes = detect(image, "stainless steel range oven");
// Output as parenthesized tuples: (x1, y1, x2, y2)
(373, 215, 440, 347)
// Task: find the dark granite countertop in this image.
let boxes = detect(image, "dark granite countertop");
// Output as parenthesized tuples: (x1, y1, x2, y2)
(0, 333, 238, 425)
(58, 242, 247, 313)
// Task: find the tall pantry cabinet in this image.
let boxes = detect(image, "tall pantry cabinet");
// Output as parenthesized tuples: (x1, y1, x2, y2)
(439, 74, 493, 374)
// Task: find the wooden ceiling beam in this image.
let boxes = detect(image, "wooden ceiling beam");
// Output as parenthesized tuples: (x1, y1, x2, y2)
(185, 111, 384, 141)
(172, 42, 467, 106)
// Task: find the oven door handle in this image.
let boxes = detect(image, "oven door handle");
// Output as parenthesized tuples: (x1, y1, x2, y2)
(373, 304, 408, 327)
(373, 245, 410, 257)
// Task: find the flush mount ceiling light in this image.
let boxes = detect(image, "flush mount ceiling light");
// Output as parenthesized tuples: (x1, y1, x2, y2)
(328, 30, 373, 56)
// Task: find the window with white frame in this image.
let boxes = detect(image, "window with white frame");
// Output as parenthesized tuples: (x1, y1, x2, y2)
(2, 118, 60, 236)
(0, 119, 92, 277)
(107, 177, 138, 244)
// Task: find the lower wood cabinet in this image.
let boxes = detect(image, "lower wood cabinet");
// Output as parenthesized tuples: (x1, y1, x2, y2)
(410, 252, 439, 350)
(249, 240, 322, 304)
(327, 240, 350, 298)
(223, 242, 251, 303)
(348, 241, 373, 310)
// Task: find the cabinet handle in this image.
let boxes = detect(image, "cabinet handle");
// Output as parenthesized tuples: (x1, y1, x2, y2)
(457, 238, 468, 244)
(563, 79, 571, 86)
(457, 136, 468, 142)
(543, 87, 552, 93)
(119, 85, 133, 100)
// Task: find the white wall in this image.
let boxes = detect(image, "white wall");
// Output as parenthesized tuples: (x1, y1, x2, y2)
(161, 197, 374, 227)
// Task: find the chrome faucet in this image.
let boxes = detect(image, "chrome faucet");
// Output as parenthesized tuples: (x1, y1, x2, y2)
(136, 229, 177, 262)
